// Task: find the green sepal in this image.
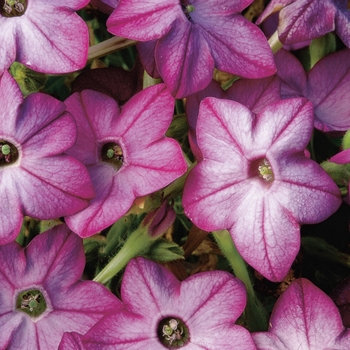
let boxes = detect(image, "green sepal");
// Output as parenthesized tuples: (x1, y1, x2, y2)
(9, 62, 47, 96)
(143, 239, 184, 262)
(309, 32, 337, 69)
(342, 129, 350, 150)
(321, 161, 350, 187)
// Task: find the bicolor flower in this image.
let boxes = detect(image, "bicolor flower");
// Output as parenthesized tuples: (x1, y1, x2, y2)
(257, 0, 350, 47)
(182, 97, 341, 281)
(64, 84, 187, 237)
(275, 48, 350, 131)
(0, 224, 122, 349)
(0, 71, 94, 245)
(59, 257, 256, 349)
(0, 0, 89, 74)
(252, 278, 350, 349)
(107, 0, 276, 98)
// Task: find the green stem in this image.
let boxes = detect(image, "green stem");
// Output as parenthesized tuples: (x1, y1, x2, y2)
(212, 230, 268, 331)
(93, 226, 153, 284)
(88, 36, 137, 61)
(268, 30, 283, 54)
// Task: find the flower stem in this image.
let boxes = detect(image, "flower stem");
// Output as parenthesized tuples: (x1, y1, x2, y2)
(88, 36, 137, 61)
(268, 30, 283, 54)
(93, 226, 152, 284)
(212, 230, 268, 331)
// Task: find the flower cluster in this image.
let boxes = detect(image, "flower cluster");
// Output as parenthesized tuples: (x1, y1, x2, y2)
(1, 0, 350, 348)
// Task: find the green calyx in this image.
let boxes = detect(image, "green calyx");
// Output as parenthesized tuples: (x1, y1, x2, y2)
(16, 289, 47, 318)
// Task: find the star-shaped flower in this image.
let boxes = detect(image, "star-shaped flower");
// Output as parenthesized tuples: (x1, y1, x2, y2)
(0, 0, 89, 74)
(252, 278, 350, 349)
(107, 0, 276, 98)
(64, 84, 187, 237)
(183, 97, 341, 281)
(0, 224, 121, 349)
(0, 71, 94, 245)
(59, 257, 256, 349)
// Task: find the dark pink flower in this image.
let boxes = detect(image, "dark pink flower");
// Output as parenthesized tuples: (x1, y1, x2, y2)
(0, 0, 89, 74)
(182, 97, 341, 281)
(0, 72, 94, 245)
(257, 0, 350, 47)
(330, 276, 350, 328)
(59, 257, 256, 349)
(275, 49, 350, 132)
(0, 224, 121, 349)
(64, 84, 187, 237)
(107, 0, 276, 98)
(253, 278, 350, 349)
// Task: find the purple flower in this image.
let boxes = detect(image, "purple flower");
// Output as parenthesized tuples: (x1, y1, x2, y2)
(252, 278, 350, 349)
(64, 84, 187, 237)
(182, 97, 341, 281)
(107, 0, 276, 98)
(0, 224, 122, 349)
(275, 48, 350, 132)
(257, 0, 350, 47)
(0, 0, 89, 74)
(0, 72, 94, 245)
(59, 257, 256, 349)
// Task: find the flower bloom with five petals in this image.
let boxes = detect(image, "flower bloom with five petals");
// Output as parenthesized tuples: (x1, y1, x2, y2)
(183, 97, 341, 282)
(64, 84, 187, 237)
(107, 0, 276, 98)
(59, 257, 256, 350)
(0, 71, 94, 245)
(0, 0, 89, 74)
(0, 224, 122, 349)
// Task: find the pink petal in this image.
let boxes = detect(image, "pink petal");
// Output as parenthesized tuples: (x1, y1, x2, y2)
(0, 72, 23, 136)
(155, 18, 215, 98)
(253, 279, 347, 349)
(0, 171, 24, 245)
(137, 40, 161, 79)
(14, 157, 94, 219)
(330, 149, 350, 164)
(17, 6, 88, 73)
(59, 332, 85, 350)
(199, 15, 276, 78)
(107, 0, 180, 40)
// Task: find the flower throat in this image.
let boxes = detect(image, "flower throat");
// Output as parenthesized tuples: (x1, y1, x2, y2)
(1, 0, 26, 17)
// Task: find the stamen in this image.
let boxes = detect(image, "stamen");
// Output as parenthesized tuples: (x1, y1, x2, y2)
(258, 159, 274, 182)
(157, 316, 190, 348)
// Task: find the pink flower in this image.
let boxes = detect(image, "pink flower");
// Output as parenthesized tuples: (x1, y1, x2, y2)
(59, 257, 256, 349)
(275, 49, 350, 132)
(64, 84, 187, 237)
(107, 0, 276, 98)
(330, 276, 350, 328)
(252, 278, 350, 349)
(182, 97, 341, 281)
(257, 0, 350, 47)
(0, 0, 89, 74)
(0, 72, 94, 245)
(0, 224, 122, 349)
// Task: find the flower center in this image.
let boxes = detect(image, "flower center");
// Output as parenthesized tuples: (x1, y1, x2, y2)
(0, 140, 19, 166)
(1, 0, 27, 17)
(157, 317, 190, 348)
(16, 289, 47, 318)
(101, 142, 124, 170)
(258, 158, 274, 182)
(181, 2, 195, 21)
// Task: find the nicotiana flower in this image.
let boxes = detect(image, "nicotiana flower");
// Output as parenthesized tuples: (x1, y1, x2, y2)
(0, 0, 89, 74)
(0, 224, 122, 349)
(252, 278, 350, 349)
(0, 71, 94, 245)
(64, 84, 187, 237)
(275, 49, 350, 131)
(182, 97, 342, 281)
(59, 257, 256, 349)
(107, 0, 276, 98)
(257, 0, 350, 47)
